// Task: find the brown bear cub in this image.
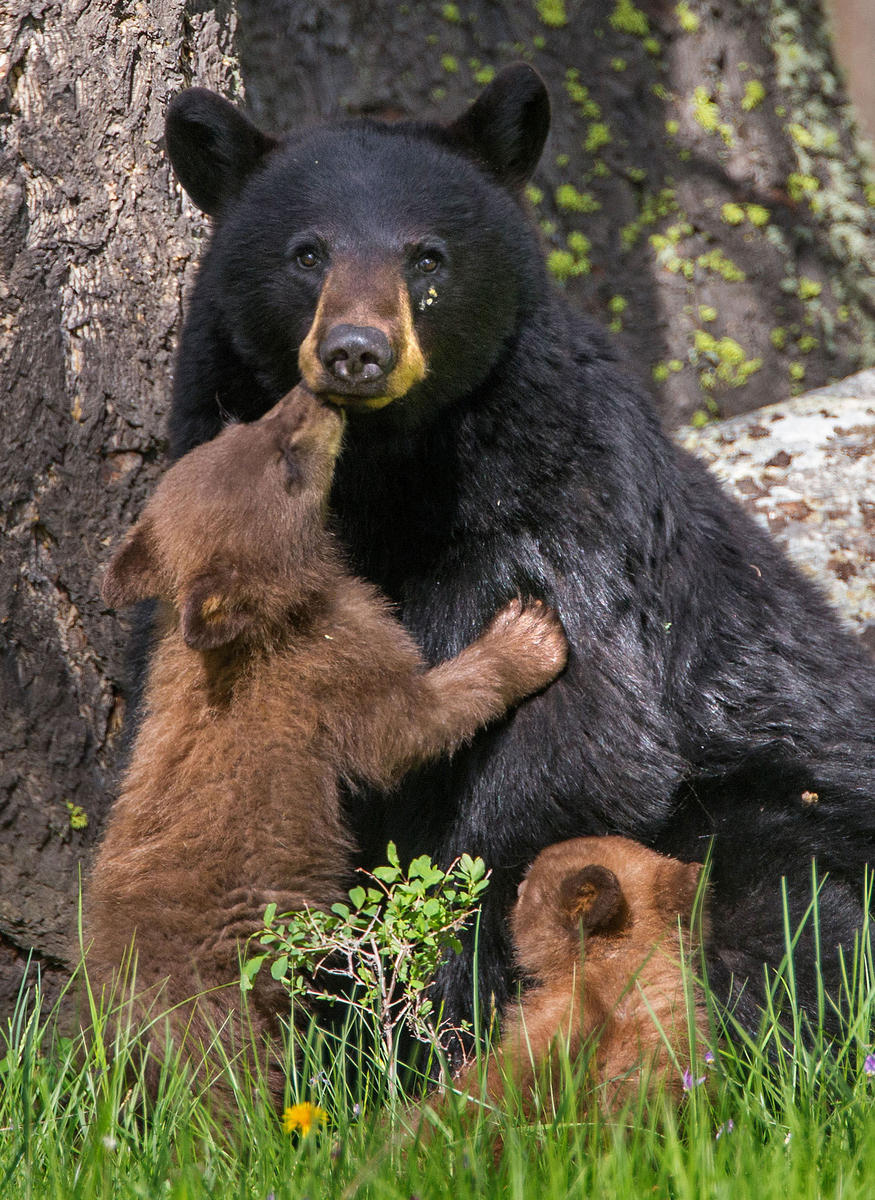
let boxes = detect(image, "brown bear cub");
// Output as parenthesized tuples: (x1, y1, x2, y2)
(457, 837, 707, 1117)
(87, 385, 567, 1106)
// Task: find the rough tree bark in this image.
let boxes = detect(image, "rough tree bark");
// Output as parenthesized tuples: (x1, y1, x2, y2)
(0, 0, 238, 1012)
(1, 0, 873, 1017)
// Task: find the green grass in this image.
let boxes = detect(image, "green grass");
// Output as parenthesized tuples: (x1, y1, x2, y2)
(2, 897, 874, 1200)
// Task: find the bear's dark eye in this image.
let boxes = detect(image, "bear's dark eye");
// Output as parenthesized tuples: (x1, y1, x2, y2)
(415, 251, 441, 274)
(286, 233, 327, 272)
(295, 246, 321, 270)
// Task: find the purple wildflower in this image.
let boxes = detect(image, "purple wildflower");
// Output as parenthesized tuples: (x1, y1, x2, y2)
(864, 1054, 875, 1077)
(715, 1119, 734, 1140)
(682, 1067, 706, 1092)
(704, 1049, 715, 1065)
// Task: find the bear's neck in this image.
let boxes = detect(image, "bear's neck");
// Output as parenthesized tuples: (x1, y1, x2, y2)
(328, 294, 594, 590)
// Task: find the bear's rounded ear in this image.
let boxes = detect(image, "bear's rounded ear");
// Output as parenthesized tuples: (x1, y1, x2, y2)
(448, 63, 550, 188)
(102, 520, 162, 609)
(559, 864, 624, 934)
(165, 88, 278, 217)
(180, 567, 252, 651)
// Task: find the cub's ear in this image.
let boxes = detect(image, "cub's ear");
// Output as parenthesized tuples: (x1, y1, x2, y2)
(559, 864, 624, 934)
(661, 860, 704, 921)
(448, 63, 550, 188)
(165, 88, 278, 217)
(180, 567, 253, 651)
(102, 521, 162, 609)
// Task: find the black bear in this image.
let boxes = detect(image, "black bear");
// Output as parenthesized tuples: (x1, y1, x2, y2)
(160, 65, 875, 1040)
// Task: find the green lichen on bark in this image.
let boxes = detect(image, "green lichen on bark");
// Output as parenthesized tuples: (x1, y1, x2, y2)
(761, 0, 875, 361)
(535, 0, 568, 28)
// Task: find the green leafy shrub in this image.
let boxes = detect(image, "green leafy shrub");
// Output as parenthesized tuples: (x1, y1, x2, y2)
(243, 844, 490, 1092)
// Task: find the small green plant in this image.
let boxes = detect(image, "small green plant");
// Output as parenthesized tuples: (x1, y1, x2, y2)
(243, 845, 490, 1092)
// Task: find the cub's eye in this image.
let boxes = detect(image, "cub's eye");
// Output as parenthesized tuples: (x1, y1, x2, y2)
(295, 247, 321, 270)
(415, 251, 442, 274)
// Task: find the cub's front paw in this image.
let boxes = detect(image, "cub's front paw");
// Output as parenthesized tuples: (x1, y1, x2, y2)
(487, 597, 569, 693)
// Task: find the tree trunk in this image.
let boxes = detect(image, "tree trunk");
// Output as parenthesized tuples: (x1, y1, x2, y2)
(0, 0, 238, 1012)
(236, 0, 875, 427)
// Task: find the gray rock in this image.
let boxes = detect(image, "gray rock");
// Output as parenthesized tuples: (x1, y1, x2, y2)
(678, 370, 875, 650)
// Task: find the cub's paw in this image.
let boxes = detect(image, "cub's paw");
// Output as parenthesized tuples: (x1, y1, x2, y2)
(487, 597, 569, 691)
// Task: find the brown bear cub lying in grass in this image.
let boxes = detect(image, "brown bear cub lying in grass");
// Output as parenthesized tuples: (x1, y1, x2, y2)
(455, 836, 707, 1118)
(87, 385, 567, 1106)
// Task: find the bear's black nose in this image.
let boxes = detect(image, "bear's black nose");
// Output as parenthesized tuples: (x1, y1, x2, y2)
(319, 325, 395, 386)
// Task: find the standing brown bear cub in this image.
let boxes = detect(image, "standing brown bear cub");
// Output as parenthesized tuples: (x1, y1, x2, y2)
(459, 837, 707, 1116)
(87, 385, 567, 1105)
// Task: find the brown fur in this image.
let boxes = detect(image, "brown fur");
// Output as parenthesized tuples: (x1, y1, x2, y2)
(456, 836, 707, 1117)
(86, 385, 567, 1106)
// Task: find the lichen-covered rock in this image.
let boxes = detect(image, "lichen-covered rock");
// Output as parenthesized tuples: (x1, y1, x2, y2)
(679, 370, 875, 649)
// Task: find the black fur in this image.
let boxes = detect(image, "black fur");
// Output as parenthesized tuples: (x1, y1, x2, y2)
(162, 66, 875, 1037)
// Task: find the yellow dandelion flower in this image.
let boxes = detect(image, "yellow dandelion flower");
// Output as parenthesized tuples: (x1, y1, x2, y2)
(282, 1101, 327, 1137)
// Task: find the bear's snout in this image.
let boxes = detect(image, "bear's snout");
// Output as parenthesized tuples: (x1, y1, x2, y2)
(319, 324, 395, 391)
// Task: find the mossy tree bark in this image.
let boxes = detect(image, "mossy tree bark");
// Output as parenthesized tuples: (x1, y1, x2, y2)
(236, 0, 875, 426)
(0, 0, 238, 1012)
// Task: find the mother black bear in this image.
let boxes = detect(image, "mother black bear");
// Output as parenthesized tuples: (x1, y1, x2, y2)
(160, 65, 874, 1038)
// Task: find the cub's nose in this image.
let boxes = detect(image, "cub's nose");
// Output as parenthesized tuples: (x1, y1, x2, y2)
(319, 324, 395, 385)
